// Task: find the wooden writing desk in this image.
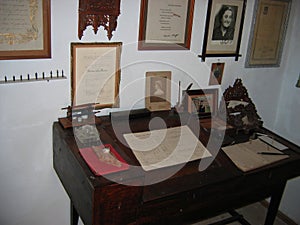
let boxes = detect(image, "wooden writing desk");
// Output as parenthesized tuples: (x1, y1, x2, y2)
(53, 111, 300, 225)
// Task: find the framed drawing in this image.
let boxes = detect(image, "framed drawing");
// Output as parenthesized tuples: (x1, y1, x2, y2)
(0, 0, 51, 60)
(209, 62, 225, 85)
(71, 42, 122, 109)
(138, 0, 195, 50)
(186, 89, 218, 118)
(145, 71, 171, 111)
(200, 0, 247, 61)
(245, 0, 291, 67)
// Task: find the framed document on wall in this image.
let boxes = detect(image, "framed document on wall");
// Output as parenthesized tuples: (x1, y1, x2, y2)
(200, 0, 246, 61)
(138, 0, 195, 50)
(0, 0, 51, 60)
(71, 42, 122, 109)
(245, 0, 291, 67)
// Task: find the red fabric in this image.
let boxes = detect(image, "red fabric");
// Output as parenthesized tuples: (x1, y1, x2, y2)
(79, 144, 129, 175)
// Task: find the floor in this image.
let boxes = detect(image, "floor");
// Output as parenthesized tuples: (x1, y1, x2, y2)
(194, 202, 293, 225)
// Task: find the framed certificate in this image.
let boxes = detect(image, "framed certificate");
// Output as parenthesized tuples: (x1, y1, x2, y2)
(245, 0, 291, 67)
(138, 0, 195, 50)
(0, 0, 51, 60)
(71, 42, 122, 109)
(200, 0, 246, 61)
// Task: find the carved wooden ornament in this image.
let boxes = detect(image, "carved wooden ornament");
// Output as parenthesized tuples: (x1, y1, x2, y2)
(78, 0, 121, 40)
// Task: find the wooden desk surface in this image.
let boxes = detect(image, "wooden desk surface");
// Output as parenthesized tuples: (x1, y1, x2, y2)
(53, 111, 300, 225)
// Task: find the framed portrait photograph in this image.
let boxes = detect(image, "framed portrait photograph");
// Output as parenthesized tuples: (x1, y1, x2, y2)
(138, 0, 195, 50)
(0, 0, 51, 60)
(209, 62, 225, 85)
(186, 89, 218, 118)
(245, 0, 291, 67)
(145, 71, 171, 111)
(200, 0, 246, 61)
(71, 42, 122, 109)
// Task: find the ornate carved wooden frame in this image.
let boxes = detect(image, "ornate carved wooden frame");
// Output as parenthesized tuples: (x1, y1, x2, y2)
(220, 79, 263, 132)
(78, 0, 121, 40)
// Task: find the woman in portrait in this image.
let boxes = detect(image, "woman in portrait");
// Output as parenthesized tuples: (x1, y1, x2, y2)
(212, 5, 236, 41)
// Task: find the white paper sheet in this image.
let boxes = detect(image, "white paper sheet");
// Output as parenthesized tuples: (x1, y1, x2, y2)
(123, 125, 211, 171)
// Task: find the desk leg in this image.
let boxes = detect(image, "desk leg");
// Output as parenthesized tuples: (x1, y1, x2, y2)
(264, 182, 286, 225)
(71, 201, 79, 225)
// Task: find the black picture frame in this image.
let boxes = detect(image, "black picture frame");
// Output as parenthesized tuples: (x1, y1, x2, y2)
(199, 0, 247, 61)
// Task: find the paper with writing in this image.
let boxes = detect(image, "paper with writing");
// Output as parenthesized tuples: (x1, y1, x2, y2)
(222, 139, 289, 172)
(123, 125, 211, 171)
(75, 47, 116, 105)
(0, 0, 43, 49)
(145, 0, 188, 44)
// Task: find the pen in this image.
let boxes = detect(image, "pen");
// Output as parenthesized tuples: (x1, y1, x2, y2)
(257, 152, 287, 155)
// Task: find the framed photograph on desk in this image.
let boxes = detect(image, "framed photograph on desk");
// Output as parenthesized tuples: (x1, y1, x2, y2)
(145, 71, 171, 111)
(0, 0, 51, 60)
(138, 0, 195, 50)
(245, 0, 291, 67)
(71, 42, 122, 109)
(200, 0, 246, 61)
(186, 89, 218, 118)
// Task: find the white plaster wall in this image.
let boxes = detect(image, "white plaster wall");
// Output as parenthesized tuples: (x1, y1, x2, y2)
(0, 0, 298, 224)
(273, 0, 300, 223)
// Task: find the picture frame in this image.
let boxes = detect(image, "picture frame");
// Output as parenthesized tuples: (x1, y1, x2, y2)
(0, 0, 51, 60)
(186, 89, 218, 118)
(209, 62, 225, 85)
(138, 0, 195, 50)
(145, 71, 171, 111)
(71, 42, 122, 109)
(200, 0, 246, 61)
(245, 0, 291, 67)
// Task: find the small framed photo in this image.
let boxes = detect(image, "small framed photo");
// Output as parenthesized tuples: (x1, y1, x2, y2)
(145, 71, 171, 111)
(200, 0, 246, 61)
(138, 0, 195, 50)
(209, 62, 225, 85)
(186, 89, 218, 118)
(245, 0, 291, 67)
(71, 42, 122, 109)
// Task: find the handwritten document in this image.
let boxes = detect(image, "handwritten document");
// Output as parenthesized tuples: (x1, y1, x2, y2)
(0, 0, 43, 50)
(75, 46, 117, 106)
(222, 139, 289, 172)
(145, 0, 188, 44)
(123, 125, 212, 171)
(251, 2, 287, 62)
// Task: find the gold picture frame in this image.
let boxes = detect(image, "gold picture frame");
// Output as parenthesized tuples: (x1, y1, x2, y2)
(145, 71, 171, 111)
(0, 0, 51, 60)
(138, 0, 195, 50)
(245, 0, 291, 67)
(71, 42, 122, 109)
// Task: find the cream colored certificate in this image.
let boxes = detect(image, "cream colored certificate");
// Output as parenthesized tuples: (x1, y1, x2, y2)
(250, 0, 289, 64)
(0, 0, 43, 50)
(145, 0, 188, 44)
(75, 47, 116, 105)
(123, 125, 212, 171)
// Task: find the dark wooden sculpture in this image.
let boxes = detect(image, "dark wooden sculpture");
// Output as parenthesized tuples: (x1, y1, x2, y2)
(220, 79, 263, 132)
(78, 0, 121, 40)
